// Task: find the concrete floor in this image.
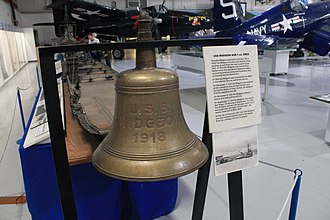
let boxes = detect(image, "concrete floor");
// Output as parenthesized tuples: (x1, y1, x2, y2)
(0, 62, 39, 220)
(0, 54, 330, 219)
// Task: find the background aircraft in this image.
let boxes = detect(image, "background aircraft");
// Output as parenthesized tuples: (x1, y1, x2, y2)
(47, 0, 213, 58)
(214, 0, 330, 56)
(50, 0, 213, 41)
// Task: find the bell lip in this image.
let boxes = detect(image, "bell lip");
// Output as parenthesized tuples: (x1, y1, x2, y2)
(102, 137, 198, 160)
(92, 156, 208, 182)
(92, 140, 209, 182)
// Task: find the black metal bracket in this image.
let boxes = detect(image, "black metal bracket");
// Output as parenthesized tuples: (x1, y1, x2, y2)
(228, 171, 244, 220)
(38, 38, 239, 220)
(192, 108, 213, 220)
(192, 109, 244, 220)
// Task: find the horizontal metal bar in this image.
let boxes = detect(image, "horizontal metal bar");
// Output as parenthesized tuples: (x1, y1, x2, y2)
(0, 195, 26, 205)
(38, 38, 233, 55)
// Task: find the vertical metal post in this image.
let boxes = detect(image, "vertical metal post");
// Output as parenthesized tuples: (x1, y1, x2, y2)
(38, 50, 78, 220)
(228, 171, 244, 220)
(192, 109, 213, 220)
(17, 89, 26, 130)
(36, 65, 41, 89)
(288, 170, 303, 220)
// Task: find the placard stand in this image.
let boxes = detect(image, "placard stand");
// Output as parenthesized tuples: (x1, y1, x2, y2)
(228, 171, 244, 220)
(192, 110, 213, 220)
(192, 108, 244, 220)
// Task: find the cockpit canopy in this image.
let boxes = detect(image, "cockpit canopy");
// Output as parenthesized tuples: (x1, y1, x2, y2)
(144, 5, 168, 14)
(289, 0, 307, 12)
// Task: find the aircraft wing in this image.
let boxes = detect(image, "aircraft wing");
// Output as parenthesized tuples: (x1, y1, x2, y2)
(48, 0, 127, 21)
(233, 34, 280, 48)
(300, 21, 330, 56)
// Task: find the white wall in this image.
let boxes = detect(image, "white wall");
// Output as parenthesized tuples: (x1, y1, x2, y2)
(85, 0, 126, 8)
(23, 28, 37, 61)
(86, 0, 213, 10)
(18, 12, 56, 46)
(0, 0, 14, 25)
(147, 0, 213, 10)
(17, 0, 52, 13)
(244, 0, 281, 12)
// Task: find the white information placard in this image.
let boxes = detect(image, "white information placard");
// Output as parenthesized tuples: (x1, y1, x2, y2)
(213, 125, 259, 176)
(24, 78, 65, 148)
(55, 60, 63, 74)
(203, 45, 261, 133)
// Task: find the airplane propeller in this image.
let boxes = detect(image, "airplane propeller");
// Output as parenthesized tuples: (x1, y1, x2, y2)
(161, 0, 166, 11)
(152, 0, 165, 41)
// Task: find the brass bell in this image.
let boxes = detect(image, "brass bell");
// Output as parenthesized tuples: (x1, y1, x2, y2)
(92, 11, 208, 182)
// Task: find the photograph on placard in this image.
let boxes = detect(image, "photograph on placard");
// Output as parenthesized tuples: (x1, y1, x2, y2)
(30, 103, 48, 129)
(213, 125, 259, 176)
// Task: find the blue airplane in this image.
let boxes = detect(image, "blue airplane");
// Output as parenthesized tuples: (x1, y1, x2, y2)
(214, 0, 330, 56)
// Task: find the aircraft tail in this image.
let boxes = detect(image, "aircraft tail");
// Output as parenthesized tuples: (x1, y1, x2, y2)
(214, 0, 245, 32)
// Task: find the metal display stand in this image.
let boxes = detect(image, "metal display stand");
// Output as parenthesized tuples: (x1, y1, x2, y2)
(263, 49, 295, 75)
(192, 110, 213, 220)
(37, 38, 246, 220)
(192, 109, 244, 220)
(310, 95, 330, 143)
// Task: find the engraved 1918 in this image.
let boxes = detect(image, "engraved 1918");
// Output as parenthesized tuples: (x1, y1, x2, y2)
(119, 102, 178, 144)
(133, 131, 166, 143)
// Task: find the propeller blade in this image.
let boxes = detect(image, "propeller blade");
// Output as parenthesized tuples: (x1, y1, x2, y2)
(33, 22, 56, 27)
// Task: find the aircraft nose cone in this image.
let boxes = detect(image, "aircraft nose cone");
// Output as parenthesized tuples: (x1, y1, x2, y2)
(154, 18, 162, 24)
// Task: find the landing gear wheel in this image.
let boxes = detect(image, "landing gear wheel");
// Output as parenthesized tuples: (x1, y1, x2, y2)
(161, 46, 168, 53)
(112, 49, 125, 60)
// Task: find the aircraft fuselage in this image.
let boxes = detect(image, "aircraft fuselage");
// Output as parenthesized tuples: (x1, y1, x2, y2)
(217, 1, 330, 39)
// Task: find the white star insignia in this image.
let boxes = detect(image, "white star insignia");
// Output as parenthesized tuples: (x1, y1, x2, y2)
(83, 10, 101, 16)
(71, 13, 87, 21)
(280, 14, 293, 34)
